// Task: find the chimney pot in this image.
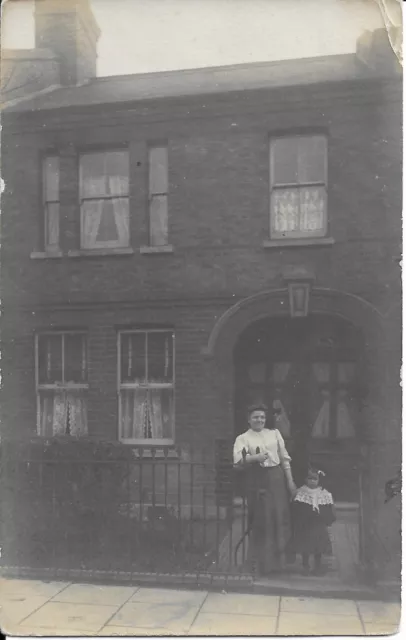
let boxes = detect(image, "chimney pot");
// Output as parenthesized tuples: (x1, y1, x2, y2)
(356, 27, 402, 74)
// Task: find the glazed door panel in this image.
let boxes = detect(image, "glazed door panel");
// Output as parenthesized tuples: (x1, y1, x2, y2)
(234, 359, 360, 502)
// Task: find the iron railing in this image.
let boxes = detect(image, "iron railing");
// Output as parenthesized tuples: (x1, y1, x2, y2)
(2, 438, 391, 588)
(0, 439, 256, 581)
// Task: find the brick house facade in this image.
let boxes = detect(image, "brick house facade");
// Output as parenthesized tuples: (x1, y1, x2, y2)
(1, 0, 402, 581)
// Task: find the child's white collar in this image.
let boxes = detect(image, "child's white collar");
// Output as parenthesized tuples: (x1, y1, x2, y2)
(294, 485, 334, 511)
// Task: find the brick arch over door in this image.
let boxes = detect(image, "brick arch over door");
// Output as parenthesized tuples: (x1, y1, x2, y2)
(203, 286, 391, 444)
(205, 287, 386, 366)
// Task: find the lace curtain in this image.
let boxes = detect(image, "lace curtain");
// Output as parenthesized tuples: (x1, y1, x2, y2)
(272, 363, 291, 437)
(120, 388, 173, 440)
(272, 186, 325, 234)
(311, 363, 356, 438)
(39, 391, 87, 436)
(80, 161, 129, 248)
(311, 363, 330, 438)
(82, 176, 105, 247)
(109, 176, 129, 243)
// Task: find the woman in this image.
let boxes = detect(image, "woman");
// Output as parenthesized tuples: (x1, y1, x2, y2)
(233, 403, 296, 575)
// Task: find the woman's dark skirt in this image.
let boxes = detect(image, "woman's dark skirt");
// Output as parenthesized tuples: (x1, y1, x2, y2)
(246, 465, 291, 575)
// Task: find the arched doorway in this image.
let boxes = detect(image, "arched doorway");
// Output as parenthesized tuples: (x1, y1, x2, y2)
(206, 288, 395, 582)
(233, 314, 364, 502)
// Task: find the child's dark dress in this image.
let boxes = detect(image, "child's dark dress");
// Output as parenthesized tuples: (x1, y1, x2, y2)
(288, 486, 335, 557)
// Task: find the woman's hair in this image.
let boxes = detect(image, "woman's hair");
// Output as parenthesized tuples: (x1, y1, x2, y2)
(247, 403, 268, 418)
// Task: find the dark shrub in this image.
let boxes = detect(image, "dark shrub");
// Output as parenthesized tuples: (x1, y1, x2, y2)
(1, 437, 135, 568)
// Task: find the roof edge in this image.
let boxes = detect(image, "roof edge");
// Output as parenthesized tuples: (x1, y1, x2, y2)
(92, 52, 361, 84)
(2, 83, 62, 110)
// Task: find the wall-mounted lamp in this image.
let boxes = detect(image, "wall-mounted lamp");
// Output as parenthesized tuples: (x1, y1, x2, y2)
(287, 281, 311, 318)
(282, 267, 315, 319)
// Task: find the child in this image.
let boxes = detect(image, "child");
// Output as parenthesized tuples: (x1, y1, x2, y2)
(288, 467, 336, 575)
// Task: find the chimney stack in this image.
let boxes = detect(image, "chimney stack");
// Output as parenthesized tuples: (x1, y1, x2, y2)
(356, 27, 402, 74)
(34, 0, 101, 86)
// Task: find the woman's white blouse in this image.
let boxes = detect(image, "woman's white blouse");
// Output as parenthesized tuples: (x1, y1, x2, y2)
(233, 428, 291, 470)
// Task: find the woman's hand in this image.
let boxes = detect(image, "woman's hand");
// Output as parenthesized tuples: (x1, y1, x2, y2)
(255, 452, 269, 464)
(288, 481, 297, 497)
(284, 468, 297, 497)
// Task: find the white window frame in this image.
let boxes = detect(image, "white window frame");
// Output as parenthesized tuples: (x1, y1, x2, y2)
(43, 155, 60, 252)
(79, 149, 130, 250)
(148, 146, 169, 247)
(35, 331, 89, 436)
(270, 135, 328, 240)
(117, 328, 175, 445)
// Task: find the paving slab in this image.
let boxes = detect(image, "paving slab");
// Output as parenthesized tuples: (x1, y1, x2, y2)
(18, 600, 120, 634)
(108, 600, 201, 633)
(51, 583, 138, 606)
(0, 578, 69, 600)
(280, 595, 359, 616)
(363, 621, 401, 635)
(0, 594, 55, 630)
(7, 623, 94, 636)
(129, 586, 207, 607)
(189, 611, 277, 635)
(277, 611, 365, 636)
(100, 624, 182, 635)
(201, 592, 279, 617)
(357, 599, 401, 625)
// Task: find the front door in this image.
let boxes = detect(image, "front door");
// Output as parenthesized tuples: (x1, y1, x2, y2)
(234, 316, 363, 502)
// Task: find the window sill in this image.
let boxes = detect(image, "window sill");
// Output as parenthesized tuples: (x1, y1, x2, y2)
(140, 245, 174, 254)
(133, 448, 179, 459)
(120, 442, 178, 458)
(30, 250, 63, 259)
(121, 439, 174, 447)
(68, 248, 134, 257)
(263, 237, 335, 248)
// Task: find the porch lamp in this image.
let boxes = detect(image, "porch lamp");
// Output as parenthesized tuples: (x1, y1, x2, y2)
(287, 281, 311, 318)
(283, 267, 315, 318)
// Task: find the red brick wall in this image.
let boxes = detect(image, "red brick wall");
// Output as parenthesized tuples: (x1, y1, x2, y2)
(0, 301, 231, 446)
(1, 79, 401, 450)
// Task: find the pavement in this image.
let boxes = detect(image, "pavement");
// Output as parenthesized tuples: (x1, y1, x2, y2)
(0, 577, 401, 636)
